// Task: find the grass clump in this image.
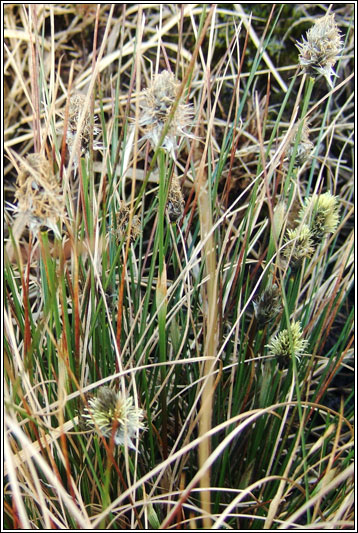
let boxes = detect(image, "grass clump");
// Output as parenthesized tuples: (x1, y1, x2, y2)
(4, 4, 354, 530)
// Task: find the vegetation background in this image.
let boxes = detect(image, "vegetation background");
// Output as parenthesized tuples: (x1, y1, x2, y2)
(4, 3, 354, 530)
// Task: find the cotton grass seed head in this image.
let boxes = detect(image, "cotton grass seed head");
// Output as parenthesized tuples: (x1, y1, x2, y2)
(115, 201, 141, 243)
(138, 70, 194, 157)
(288, 121, 314, 166)
(14, 154, 65, 237)
(296, 13, 343, 88)
(167, 176, 185, 222)
(253, 284, 282, 328)
(298, 192, 340, 243)
(266, 320, 308, 369)
(283, 224, 314, 269)
(83, 386, 145, 450)
(65, 93, 102, 174)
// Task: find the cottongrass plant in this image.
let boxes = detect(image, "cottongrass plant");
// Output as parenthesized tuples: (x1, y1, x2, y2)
(114, 201, 141, 242)
(64, 93, 103, 175)
(283, 224, 315, 269)
(296, 13, 343, 87)
(253, 283, 282, 328)
(166, 175, 185, 222)
(138, 70, 194, 157)
(283, 192, 340, 269)
(4, 4, 354, 530)
(266, 320, 309, 369)
(298, 191, 340, 244)
(287, 120, 314, 166)
(10, 153, 65, 244)
(83, 386, 145, 450)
